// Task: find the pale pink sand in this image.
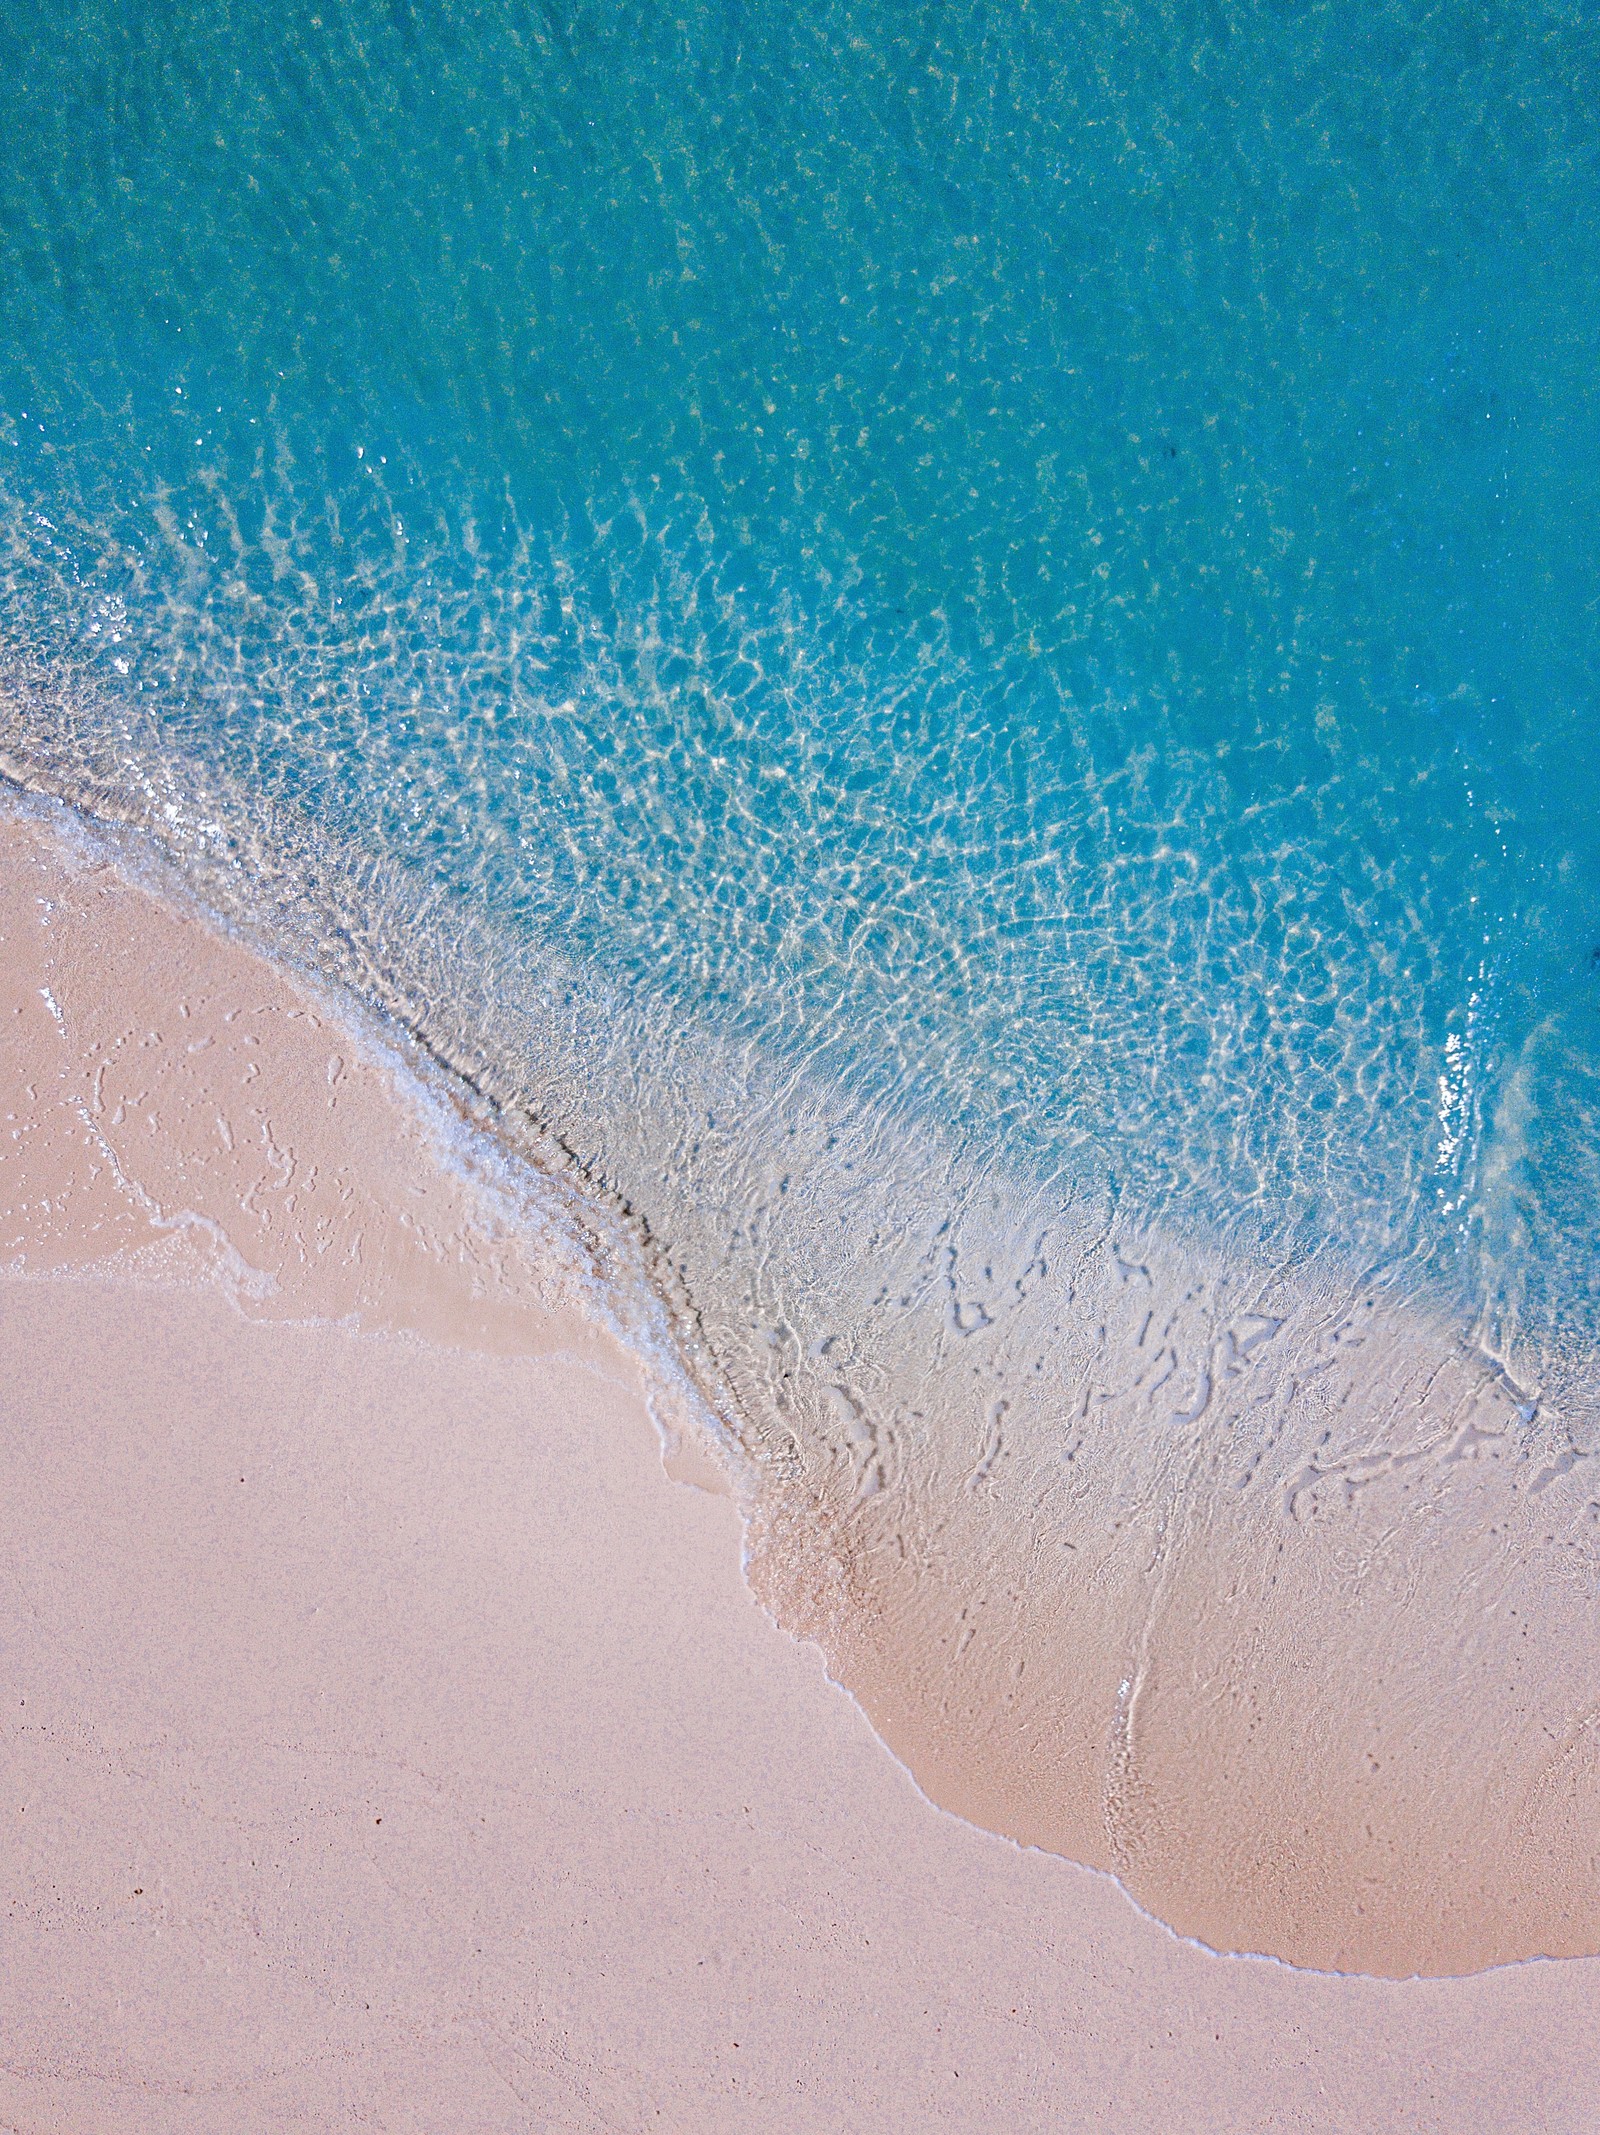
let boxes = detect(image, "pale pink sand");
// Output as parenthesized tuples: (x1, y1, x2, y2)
(3, 798, 1598, 2130)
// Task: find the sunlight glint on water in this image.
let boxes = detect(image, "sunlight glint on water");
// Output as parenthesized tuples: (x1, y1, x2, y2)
(3, 0, 1600, 1974)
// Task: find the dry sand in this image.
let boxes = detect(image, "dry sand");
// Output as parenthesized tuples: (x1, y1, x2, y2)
(3, 797, 1598, 2131)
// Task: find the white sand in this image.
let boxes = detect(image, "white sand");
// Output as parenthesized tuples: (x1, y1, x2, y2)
(3, 798, 1598, 2130)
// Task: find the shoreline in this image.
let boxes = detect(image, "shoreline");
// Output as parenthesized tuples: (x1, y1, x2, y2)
(5, 794, 1600, 2124)
(9, 1268, 1600, 2133)
(0, 776, 742, 1469)
(7, 783, 1600, 1980)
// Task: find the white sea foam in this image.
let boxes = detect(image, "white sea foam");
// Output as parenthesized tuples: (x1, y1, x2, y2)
(7, 672, 1600, 1978)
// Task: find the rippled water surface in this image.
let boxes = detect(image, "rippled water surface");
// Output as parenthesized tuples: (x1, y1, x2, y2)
(4, 0, 1600, 1973)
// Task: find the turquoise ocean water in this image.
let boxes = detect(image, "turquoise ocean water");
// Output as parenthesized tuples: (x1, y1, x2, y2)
(4, 1, 1600, 1969)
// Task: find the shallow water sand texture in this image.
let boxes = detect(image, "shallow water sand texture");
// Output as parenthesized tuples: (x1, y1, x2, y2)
(7, 796, 1600, 1983)
(5, 0, 1600, 1993)
(10, 802, 1600, 2133)
(734, 1156, 1600, 1978)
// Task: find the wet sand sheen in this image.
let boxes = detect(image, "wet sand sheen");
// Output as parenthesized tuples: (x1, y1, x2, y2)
(662, 1021, 1600, 1969)
(2, 789, 1598, 2038)
(726, 1143, 1600, 1976)
(7, 802, 1600, 2132)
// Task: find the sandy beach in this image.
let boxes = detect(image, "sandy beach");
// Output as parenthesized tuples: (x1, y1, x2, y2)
(4, 796, 1599, 2133)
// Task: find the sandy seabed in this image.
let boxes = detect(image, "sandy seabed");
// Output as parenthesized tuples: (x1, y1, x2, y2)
(3, 798, 1598, 2133)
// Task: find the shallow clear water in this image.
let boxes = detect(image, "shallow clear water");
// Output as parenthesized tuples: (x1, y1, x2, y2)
(4, 0, 1600, 1972)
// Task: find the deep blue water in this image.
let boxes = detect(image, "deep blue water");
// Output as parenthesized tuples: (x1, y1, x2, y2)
(3, 0, 1598, 1368)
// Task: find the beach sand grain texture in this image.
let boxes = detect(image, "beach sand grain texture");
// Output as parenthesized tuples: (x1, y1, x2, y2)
(0, 802, 619, 1364)
(3, 801, 1600, 2131)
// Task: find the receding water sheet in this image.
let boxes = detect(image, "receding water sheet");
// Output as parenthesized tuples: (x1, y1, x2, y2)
(3, 0, 1600, 1979)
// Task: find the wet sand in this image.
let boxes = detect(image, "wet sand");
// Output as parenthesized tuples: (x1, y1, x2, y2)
(4, 798, 1599, 2130)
